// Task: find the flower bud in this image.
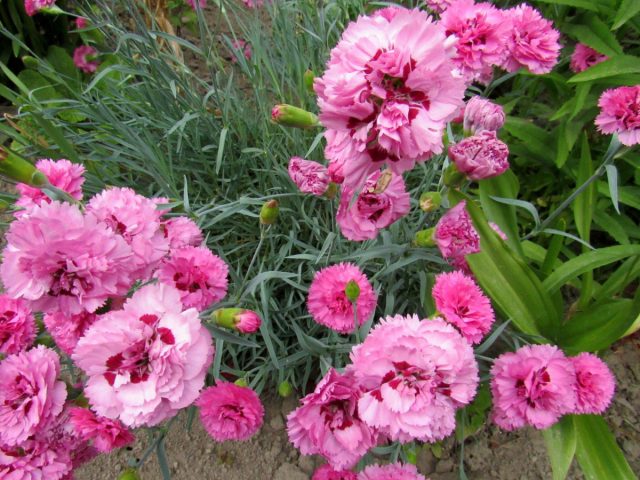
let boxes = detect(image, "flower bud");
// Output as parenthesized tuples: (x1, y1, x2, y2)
(463, 96, 505, 135)
(303, 69, 315, 93)
(213, 308, 262, 334)
(278, 381, 293, 398)
(419, 192, 441, 212)
(443, 163, 465, 188)
(234, 378, 249, 387)
(0, 148, 47, 186)
(119, 469, 141, 480)
(22, 56, 39, 69)
(324, 182, 338, 200)
(271, 104, 319, 129)
(414, 228, 436, 248)
(344, 280, 361, 302)
(260, 199, 279, 225)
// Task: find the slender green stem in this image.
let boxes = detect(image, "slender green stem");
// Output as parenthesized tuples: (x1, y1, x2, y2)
(352, 301, 361, 344)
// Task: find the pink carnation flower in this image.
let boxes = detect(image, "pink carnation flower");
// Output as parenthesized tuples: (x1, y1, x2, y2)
(448, 130, 509, 181)
(570, 353, 616, 414)
(315, 8, 465, 189)
(69, 407, 134, 453)
(73, 46, 100, 74)
(288, 157, 330, 196)
(15, 159, 85, 217)
(1, 201, 133, 315)
(155, 246, 229, 311)
(24, 0, 55, 16)
(434, 200, 506, 273)
(313, 465, 357, 480)
(43, 310, 98, 356)
(433, 271, 494, 344)
(0, 439, 72, 480)
(336, 170, 410, 241)
(287, 369, 377, 470)
(570, 43, 607, 73)
(163, 216, 204, 251)
(0, 346, 67, 446)
(307, 263, 377, 334)
(73, 283, 214, 427)
(235, 310, 261, 333)
(358, 463, 426, 480)
(491, 344, 576, 431)
(351, 315, 478, 443)
(501, 4, 561, 74)
(440, 0, 511, 83)
(0, 294, 36, 355)
(75, 17, 88, 29)
(230, 38, 252, 62)
(425, 0, 455, 14)
(196, 382, 264, 441)
(463, 96, 505, 133)
(87, 187, 169, 279)
(595, 86, 640, 146)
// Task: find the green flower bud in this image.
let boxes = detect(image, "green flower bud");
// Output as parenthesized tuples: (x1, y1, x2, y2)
(443, 163, 465, 188)
(278, 381, 293, 398)
(303, 69, 315, 94)
(344, 280, 360, 302)
(118, 468, 141, 480)
(419, 192, 441, 212)
(324, 182, 338, 200)
(234, 378, 249, 388)
(212, 308, 244, 329)
(271, 104, 319, 129)
(414, 228, 436, 248)
(259, 199, 279, 225)
(0, 148, 47, 186)
(22, 56, 39, 69)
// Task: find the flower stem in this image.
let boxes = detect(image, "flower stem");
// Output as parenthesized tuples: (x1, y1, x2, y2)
(352, 300, 360, 344)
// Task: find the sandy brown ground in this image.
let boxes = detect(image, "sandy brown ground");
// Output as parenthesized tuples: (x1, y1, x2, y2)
(77, 335, 640, 480)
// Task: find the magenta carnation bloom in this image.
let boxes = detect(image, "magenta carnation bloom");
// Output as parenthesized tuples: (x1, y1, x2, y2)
(196, 382, 264, 441)
(350, 315, 478, 443)
(0, 439, 72, 480)
(156, 246, 229, 311)
(315, 7, 465, 189)
(69, 407, 134, 453)
(230, 38, 252, 62)
(434, 200, 506, 273)
(448, 130, 509, 181)
(313, 464, 357, 480)
(570, 43, 607, 73)
(570, 353, 616, 414)
(440, 0, 511, 83)
(337, 170, 410, 241)
(287, 369, 377, 470)
(1, 201, 133, 315)
(43, 310, 98, 356)
(24, 0, 55, 15)
(0, 295, 36, 355)
(463, 96, 505, 133)
(501, 4, 561, 74)
(288, 157, 330, 196)
(73, 46, 100, 74)
(87, 187, 169, 279)
(358, 463, 426, 480)
(491, 345, 576, 431)
(73, 283, 214, 427)
(307, 263, 377, 334)
(163, 216, 204, 251)
(595, 86, 640, 146)
(0, 346, 67, 446)
(235, 310, 261, 333)
(425, 0, 455, 14)
(15, 159, 85, 216)
(75, 17, 87, 29)
(433, 271, 494, 344)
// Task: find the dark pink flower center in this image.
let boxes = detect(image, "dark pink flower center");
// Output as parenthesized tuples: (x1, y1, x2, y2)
(0, 310, 17, 343)
(371, 360, 451, 401)
(321, 399, 355, 431)
(4, 374, 37, 413)
(516, 367, 551, 407)
(49, 261, 93, 297)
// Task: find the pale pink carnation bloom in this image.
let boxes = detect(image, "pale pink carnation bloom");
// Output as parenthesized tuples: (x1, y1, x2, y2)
(287, 369, 377, 470)
(491, 344, 576, 431)
(0, 439, 72, 480)
(570, 43, 607, 73)
(448, 130, 509, 181)
(501, 4, 561, 74)
(163, 216, 204, 251)
(230, 39, 252, 62)
(350, 315, 478, 443)
(155, 246, 229, 311)
(434, 200, 506, 273)
(372, 6, 404, 22)
(440, 0, 511, 83)
(75, 17, 88, 29)
(73, 46, 100, 74)
(15, 159, 85, 217)
(87, 187, 169, 279)
(358, 463, 426, 480)
(24, 0, 55, 16)
(235, 310, 261, 333)
(433, 271, 494, 344)
(44, 310, 98, 355)
(69, 407, 134, 453)
(595, 86, 640, 146)
(463, 96, 505, 133)
(313, 464, 357, 480)
(288, 157, 330, 196)
(73, 283, 214, 427)
(570, 353, 616, 414)
(0, 201, 133, 315)
(0, 346, 67, 446)
(307, 263, 377, 334)
(425, 0, 455, 14)
(196, 382, 264, 441)
(337, 170, 410, 241)
(315, 8, 465, 190)
(0, 294, 36, 355)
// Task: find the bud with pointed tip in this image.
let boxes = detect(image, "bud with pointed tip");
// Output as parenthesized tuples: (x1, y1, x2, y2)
(278, 381, 293, 398)
(271, 104, 319, 129)
(414, 228, 436, 248)
(419, 192, 442, 212)
(213, 308, 262, 334)
(234, 378, 249, 387)
(119, 469, 141, 480)
(260, 199, 279, 225)
(344, 280, 361, 302)
(324, 182, 338, 200)
(0, 148, 47, 186)
(303, 69, 315, 93)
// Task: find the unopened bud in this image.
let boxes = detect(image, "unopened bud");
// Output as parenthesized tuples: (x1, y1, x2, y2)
(271, 104, 319, 129)
(234, 378, 249, 387)
(118, 469, 141, 480)
(419, 192, 441, 212)
(443, 163, 465, 188)
(278, 381, 293, 398)
(344, 280, 360, 302)
(303, 69, 315, 93)
(260, 199, 279, 225)
(0, 148, 47, 186)
(414, 228, 436, 248)
(22, 56, 39, 69)
(324, 182, 338, 200)
(213, 308, 262, 334)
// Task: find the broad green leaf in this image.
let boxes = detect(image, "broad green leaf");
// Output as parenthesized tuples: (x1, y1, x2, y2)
(503, 117, 554, 162)
(542, 416, 576, 480)
(543, 245, 640, 293)
(593, 209, 630, 244)
(533, 0, 598, 11)
(555, 118, 586, 167)
(46, 46, 79, 84)
(605, 164, 620, 214)
(596, 183, 640, 210)
(574, 415, 636, 480)
(612, 0, 640, 29)
(594, 256, 640, 302)
(573, 134, 594, 242)
(568, 55, 640, 83)
(564, 15, 623, 57)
